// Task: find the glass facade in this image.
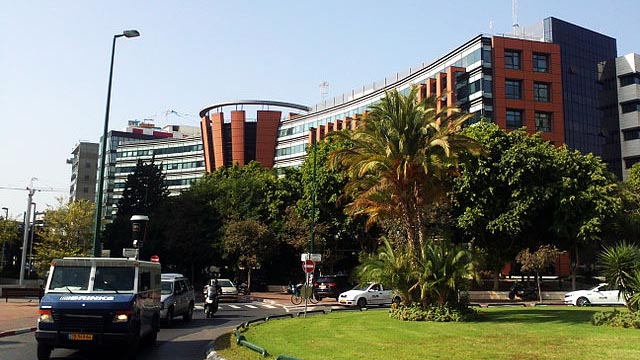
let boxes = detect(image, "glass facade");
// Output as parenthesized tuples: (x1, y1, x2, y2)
(544, 17, 619, 177)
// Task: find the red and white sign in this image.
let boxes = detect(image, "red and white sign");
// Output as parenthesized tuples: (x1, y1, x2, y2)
(302, 259, 315, 273)
(150, 255, 160, 263)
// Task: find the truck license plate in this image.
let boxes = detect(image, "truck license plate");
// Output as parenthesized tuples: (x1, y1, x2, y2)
(69, 333, 93, 341)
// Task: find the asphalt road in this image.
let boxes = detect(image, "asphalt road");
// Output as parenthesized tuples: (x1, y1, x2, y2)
(0, 300, 285, 360)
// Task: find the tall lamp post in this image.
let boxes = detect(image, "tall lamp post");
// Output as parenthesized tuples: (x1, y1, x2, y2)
(1, 207, 7, 270)
(92, 29, 140, 257)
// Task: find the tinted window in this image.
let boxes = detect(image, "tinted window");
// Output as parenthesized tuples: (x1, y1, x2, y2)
(94, 267, 135, 291)
(505, 80, 521, 99)
(161, 281, 173, 295)
(533, 53, 549, 72)
(506, 109, 523, 129)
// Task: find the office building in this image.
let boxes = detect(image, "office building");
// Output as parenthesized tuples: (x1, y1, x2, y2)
(68, 142, 99, 202)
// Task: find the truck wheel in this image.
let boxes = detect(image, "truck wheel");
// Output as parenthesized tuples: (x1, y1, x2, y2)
(125, 324, 141, 360)
(37, 343, 52, 360)
(145, 316, 159, 346)
(166, 308, 174, 327)
(184, 302, 194, 322)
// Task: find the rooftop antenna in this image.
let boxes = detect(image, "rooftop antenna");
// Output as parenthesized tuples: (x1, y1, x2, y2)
(489, 20, 494, 35)
(319, 81, 329, 102)
(512, 0, 520, 35)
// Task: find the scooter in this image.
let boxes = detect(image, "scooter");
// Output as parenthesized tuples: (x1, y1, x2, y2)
(204, 284, 219, 318)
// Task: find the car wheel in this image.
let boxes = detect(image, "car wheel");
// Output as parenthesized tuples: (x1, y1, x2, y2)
(183, 302, 194, 322)
(357, 297, 367, 308)
(37, 343, 52, 360)
(576, 297, 591, 307)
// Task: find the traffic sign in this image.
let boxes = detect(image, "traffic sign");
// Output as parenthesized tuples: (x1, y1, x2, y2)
(302, 259, 315, 273)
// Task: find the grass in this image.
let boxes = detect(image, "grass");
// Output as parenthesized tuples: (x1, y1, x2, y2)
(214, 307, 640, 359)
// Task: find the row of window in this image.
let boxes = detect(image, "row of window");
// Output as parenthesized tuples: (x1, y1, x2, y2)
(504, 50, 550, 73)
(118, 144, 203, 158)
(620, 73, 640, 87)
(505, 80, 551, 102)
(113, 177, 200, 189)
(506, 109, 553, 132)
(116, 161, 204, 174)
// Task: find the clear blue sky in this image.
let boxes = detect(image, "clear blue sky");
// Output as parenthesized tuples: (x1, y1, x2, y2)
(1, 0, 637, 219)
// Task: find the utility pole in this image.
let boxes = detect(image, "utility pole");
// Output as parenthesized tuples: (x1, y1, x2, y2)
(19, 187, 35, 286)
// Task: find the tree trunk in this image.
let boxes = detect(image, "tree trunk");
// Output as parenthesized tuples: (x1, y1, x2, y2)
(536, 271, 542, 303)
(492, 269, 500, 291)
(247, 268, 252, 292)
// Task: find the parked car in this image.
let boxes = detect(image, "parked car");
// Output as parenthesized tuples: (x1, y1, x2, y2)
(338, 282, 401, 308)
(564, 283, 626, 306)
(216, 278, 239, 301)
(160, 273, 195, 325)
(314, 275, 352, 301)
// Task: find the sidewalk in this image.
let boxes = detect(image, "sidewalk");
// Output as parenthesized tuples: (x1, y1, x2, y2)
(0, 298, 39, 336)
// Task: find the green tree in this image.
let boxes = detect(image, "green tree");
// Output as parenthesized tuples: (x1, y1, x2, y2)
(33, 199, 94, 275)
(103, 159, 169, 258)
(222, 218, 273, 290)
(0, 218, 21, 275)
(454, 122, 561, 289)
(329, 86, 482, 254)
(552, 148, 620, 289)
(515, 244, 562, 302)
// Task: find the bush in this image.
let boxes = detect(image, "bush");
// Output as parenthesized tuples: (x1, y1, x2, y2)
(389, 303, 478, 322)
(591, 309, 640, 329)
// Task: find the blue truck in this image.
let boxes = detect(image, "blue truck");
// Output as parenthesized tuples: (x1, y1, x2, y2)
(35, 257, 161, 360)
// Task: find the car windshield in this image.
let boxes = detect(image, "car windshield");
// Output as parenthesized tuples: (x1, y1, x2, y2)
(161, 281, 173, 295)
(48, 266, 91, 291)
(352, 284, 373, 291)
(218, 280, 234, 287)
(93, 267, 135, 292)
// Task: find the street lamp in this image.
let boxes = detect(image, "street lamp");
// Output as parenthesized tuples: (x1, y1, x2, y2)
(92, 29, 140, 257)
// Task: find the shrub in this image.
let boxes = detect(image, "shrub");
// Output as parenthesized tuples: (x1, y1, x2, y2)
(389, 303, 478, 322)
(591, 309, 640, 329)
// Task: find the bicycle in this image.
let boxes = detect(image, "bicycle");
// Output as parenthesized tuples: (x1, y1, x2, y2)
(290, 285, 318, 305)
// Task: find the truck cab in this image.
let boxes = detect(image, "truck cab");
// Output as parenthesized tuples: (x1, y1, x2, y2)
(35, 257, 161, 360)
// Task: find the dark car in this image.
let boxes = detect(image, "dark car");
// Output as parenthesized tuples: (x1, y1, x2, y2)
(314, 275, 352, 301)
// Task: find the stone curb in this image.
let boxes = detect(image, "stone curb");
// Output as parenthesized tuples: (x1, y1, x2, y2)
(0, 327, 36, 338)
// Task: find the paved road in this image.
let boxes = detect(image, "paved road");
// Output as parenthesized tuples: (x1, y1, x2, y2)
(0, 300, 285, 360)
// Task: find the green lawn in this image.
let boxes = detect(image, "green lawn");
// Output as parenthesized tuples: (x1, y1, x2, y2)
(215, 307, 640, 359)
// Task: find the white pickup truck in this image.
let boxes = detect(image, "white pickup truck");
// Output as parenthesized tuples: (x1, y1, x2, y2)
(338, 282, 401, 308)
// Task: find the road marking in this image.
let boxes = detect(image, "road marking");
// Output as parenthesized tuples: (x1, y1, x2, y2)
(245, 304, 258, 309)
(227, 304, 241, 309)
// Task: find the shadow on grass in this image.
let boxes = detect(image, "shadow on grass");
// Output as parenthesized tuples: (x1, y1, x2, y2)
(477, 307, 603, 325)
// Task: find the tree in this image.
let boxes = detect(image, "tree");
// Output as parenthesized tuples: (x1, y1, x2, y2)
(222, 218, 274, 290)
(515, 245, 562, 302)
(552, 148, 620, 290)
(329, 86, 482, 254)
(454, 122, 561, 289)
(598, 242, 640, 311)
(0, 218, 21, 275)
(103, 159, 169, 258)
(33, 199, 94, 275)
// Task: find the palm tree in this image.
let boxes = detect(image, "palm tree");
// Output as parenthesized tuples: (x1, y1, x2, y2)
(329, 86, 482, 253)
(413, 239, 478, 306)
(598, 241, 640, 311)
(355, 238, 415, 305)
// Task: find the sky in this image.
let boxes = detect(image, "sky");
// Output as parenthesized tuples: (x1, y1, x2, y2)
(1, 0, 638, 220)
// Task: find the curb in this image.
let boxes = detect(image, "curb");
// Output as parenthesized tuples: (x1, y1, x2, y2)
(0, 327, 36, 338)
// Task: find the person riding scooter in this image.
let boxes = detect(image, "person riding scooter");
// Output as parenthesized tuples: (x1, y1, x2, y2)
(203, 279, 220, 318)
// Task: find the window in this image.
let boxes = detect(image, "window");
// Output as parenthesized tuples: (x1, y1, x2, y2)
(623, 128, 640, 141)
(535, 112, 552, 132)
(533, 53, 549, 72)
(626, 157, 640, 169)
(622, 101, 640, 114)
(504, 50, 520, 69)
(534, 82, 550, 102)
(506, 109, 523, 129)
(620, 73, 640, 87)
(505, 80, 522, 99)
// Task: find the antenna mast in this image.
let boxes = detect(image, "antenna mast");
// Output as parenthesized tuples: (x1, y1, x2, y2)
(319, 81, 329, 102)
(512, 0, 520, 35)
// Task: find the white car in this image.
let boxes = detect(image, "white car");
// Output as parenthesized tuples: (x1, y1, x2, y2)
(216, 278, 239, 301)
(564, 283, 625, 306)
(338, 282, 401, 308)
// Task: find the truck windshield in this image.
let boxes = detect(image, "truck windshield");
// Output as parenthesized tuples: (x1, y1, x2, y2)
(94, 267, 135, 292)
(49, 266, 91, 291)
